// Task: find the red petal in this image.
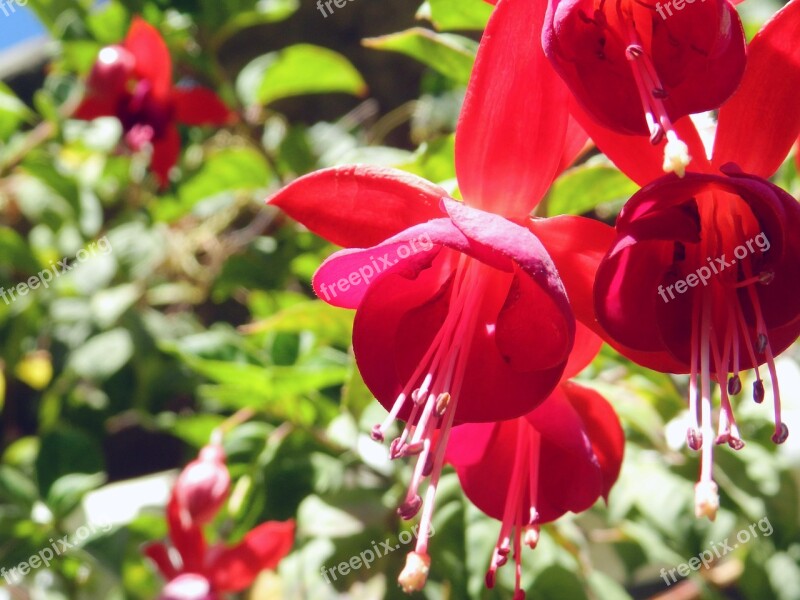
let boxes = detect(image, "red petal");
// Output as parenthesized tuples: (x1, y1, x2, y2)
(166, 493, 207, 572)
(207, 521, 295, 592)
(125, 17, 172, 100)
(150, 124, 181, 187)
(447, 420, 516, 521)
(455, 0, 569, 217)
(74, 95, 118, 120)
(561, 322, 602, 381)
(570, 99, 712, 185)
(561, 381, 624, 500)
(544, 0, 745, 137)
(450, 390, 611, 524)
(555, 115, 590, 176)
(268, 166, 446, 249)
(173, 87, 236, 126)
(713, 0, 800, 178)
(143, 542, 179, 580)
(527, 389, 605, 522)
(355, 261, 567, 423)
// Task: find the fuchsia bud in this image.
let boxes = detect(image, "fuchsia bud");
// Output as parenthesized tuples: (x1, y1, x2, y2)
(158, 573, 221, 600)
(174, 442, 231, 528)
(86, 45, 135, 99)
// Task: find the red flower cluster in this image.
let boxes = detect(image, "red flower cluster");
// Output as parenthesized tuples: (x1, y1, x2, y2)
(84, 0, 799, 596)
(75, 18, 235, 186)
(269, 0, 626, 594)
(144, 438, 294, 599)
(268, 0, 800, 594)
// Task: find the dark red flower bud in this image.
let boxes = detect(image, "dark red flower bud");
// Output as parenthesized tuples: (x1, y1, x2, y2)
(87, 45, 135, 100)
(174, 442, 230, 528)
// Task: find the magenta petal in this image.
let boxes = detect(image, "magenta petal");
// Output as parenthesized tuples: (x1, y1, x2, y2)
(312, 218, 455, 309)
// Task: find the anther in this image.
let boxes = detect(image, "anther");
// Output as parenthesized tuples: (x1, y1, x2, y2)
(728, 437, 745, 451)
(389, 437, 405, 459)
(756, 334, 768, 354)
(652, 87, 668, 99)
(523, 527, 539, 549)
(727, 375, 742, 396)
(371, 424, 384, 442)
(435, 392, 451, 417)
(772, 422, 789, 445)
(625, 44, 644, 60)
(753, 380, 765, 404)
(687, 427, 703, 450)
(649, 124, 665, 145)
(398, 495, 423, 520)
(759, 271, 775, 285)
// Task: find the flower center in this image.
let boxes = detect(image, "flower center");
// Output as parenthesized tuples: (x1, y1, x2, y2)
(369, 256, 488, 590)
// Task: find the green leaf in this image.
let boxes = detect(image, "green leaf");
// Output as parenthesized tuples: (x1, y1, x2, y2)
(0, 82, 34, 141)
(85, 1, 129, 45)
(237, 45, 367, 107)
(0, 465, 39, 507)
(547, 161, 638, 216)
(35, 428, 105, 498)
(46, 472, 106, 519)
(242, 300, 353, 347)
(364, 28, 477, 85)
(172, 147, 272, 213)
(532, 565, 589, 600)
(67, 328, 134, 380)
(419, 0, 494, 31)
(0, 227, 42, 274)
(213, 0, 299, 48)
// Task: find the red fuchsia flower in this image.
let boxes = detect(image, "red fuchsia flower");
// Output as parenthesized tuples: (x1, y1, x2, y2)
(446, 334, 624, 600)
(173, 437, 231, 528)
(590, 0, 800, 520)
(542, 0, 746, 177)
(268, 0, 615, 590)
(75, 17, 235, 186)
(144, 441, 294, 599)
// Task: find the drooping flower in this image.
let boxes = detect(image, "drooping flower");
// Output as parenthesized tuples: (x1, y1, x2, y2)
(446, 332, 624, 600)
(75, 18, 235, 186)
(173, 437, 230, 528)
(542, 0, 746, 177)
(144, 439, 294, 599)
(591, 0, 800, 520)
(268, 0, 615, 590)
